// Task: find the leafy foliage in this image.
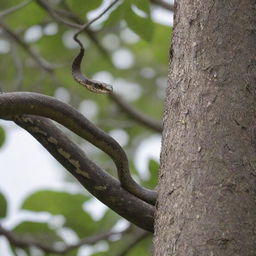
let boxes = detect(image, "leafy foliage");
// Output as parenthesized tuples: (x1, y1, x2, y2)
(142, 158, 160, 189)
(22, 190, 97, 237)
(0, 0, 171, 255)
(13, 221, 62, 245)
(0, 192, 7, 218)
(66, 0, 104, 18)
(0, 126, 6, 148)
(104, 0, 154, 41)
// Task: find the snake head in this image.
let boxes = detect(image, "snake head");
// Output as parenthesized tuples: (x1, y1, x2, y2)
(92, 80, 113, 94)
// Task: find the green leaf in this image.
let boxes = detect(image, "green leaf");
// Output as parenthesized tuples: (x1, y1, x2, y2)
(142, 159, 159, 189)
(5, 1, 46, 28)
(91, 229, 152, 256)
(149, 158, 159, 173)
(103, 1, 153, 41)
(12, 221, 62, 246)
(0, 126, 6, 148)
(97, 209, 120, 231)
(104, 3, 125, 27)
(126, 235, 152, 256)
(124, 6, 154, 41)
(66, 0, 103, 18)
(22, 190, 98, 237)
(0, 192, 7, 218)
(22, 190, 89, 214)
(130, 0, 151, 16)
(131, 23, 171, 64)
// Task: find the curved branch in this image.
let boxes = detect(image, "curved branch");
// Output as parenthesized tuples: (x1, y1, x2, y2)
(35, 0, 80, 29)
(10, 44, 24, 90)
(12, 116, 154, 232)
(0, 224, 129, 253)
(0, 22, 54, 73)
(116, 229, 150, 256)
(0, 92, 157, 205)
(73, 0, 120, 39)
(110, 93, 163, 133)
(0, 0, 32, 19)
(35, 0, 110, 58)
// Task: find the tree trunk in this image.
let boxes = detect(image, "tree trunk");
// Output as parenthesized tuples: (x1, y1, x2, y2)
(154, 0, 256, 255)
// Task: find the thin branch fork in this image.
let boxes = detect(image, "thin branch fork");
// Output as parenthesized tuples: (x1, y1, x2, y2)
(0, 224, 129, 254)
(73, 0, 121, 40)
(0, 0, 32, 19)
(110, 93, 163, 133)
(0, 22, 54, 73)
(116, 229, 150, 256)
(35, 0, 110, 58)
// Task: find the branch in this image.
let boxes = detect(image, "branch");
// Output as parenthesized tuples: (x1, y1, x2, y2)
(12, 115, 154, 232)
(0, 22, 54, 73)
(73, 0, 120, 39)
(35, 0, 110, 58)
(10, 44, 24, 90)
(0, 0, 32, 19)
(110, 93, 163, 133)
(116, 229, 150, 256)
(0, 224, 127, 254)
(35, 0, 79, 29)
(150, 0, 174, 12)
(0, 92, 157, 205)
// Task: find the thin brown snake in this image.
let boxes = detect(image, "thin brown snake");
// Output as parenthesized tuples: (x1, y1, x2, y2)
(72, 36, 113, 94)
(71, 0, 121, 94)
(0, 92, 157, 205)
(70, 0, 157, 204)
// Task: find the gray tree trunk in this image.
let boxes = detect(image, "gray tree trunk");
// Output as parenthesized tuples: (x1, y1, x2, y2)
(154, 0, 256, 255)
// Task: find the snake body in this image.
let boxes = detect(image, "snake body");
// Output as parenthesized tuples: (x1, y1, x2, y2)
(0, 92, 156, 205)
(72, 37, 113, 94)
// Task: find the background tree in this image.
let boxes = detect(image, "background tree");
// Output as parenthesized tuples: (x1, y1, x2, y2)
(0, 0, 173, 255)
(154, 0, 256, 255)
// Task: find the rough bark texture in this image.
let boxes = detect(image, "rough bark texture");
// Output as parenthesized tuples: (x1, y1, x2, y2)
(154, 0, 256, 255)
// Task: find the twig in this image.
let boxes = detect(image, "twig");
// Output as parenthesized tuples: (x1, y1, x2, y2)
(58, 3, 111, 59)
(74, 0, 121, 40)
(116, 229, 150, 256)
(0, 0, 32, 19)
(0, 224, 126, 254)
(0, 22, 54, 73)
(10, 44, 24, 90)
(110, 93, 163, 133)
(36, 0, 81, 29)
(150, 0, 174, 12)
(35, 0, 110, 58)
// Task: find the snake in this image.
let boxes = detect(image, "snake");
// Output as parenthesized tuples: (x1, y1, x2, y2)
(72, 36, 113, 94)
(69, 22, 156, 204)
(0, 92, 157, 205)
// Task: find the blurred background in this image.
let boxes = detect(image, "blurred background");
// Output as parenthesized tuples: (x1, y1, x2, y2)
(0, 0, 173, 255)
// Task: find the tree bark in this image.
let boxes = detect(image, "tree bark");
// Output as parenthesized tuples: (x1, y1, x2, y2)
(154, 0, 256, 255)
